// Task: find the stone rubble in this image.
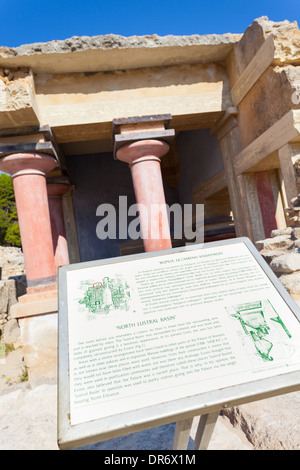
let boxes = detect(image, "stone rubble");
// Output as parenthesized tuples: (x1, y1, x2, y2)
(255, 226, 300, 305)
(0, 247, 26, 329)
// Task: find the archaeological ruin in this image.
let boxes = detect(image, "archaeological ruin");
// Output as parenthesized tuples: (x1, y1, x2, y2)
(0, 16, 300, 381)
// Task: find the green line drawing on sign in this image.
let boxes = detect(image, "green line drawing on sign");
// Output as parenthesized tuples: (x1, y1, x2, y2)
(228, 300, 292, 362)
(78, 274, 131, 318)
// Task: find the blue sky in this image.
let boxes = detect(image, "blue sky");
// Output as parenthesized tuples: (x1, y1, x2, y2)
(0, 0, 299, 47)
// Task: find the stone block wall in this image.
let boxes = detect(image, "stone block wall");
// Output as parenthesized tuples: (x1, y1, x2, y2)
(0, 279, 17, 327)
(256, 226, 300, 305)
(0, 246, 26, 330)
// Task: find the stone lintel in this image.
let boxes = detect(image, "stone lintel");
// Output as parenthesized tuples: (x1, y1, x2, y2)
(10, 292, 58, 319)
(0, 35, 240, 74)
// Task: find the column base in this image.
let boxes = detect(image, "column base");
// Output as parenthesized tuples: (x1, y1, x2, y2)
(9, 287, 58, 383)
(10, 288, 58, 319)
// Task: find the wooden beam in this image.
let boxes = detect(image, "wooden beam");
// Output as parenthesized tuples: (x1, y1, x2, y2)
(255, 171, 278, 238)
(193, 169, 227, 202)
(234, 110, 300, 175)
(218, 125, 250, 238)
(235, 174, 256, 240)
(269, 169, 286, 230)
(210, 106, 238, 140)
(62, 191, 81, 264)
(231, 35, 275, 106)
(278, 144, 298, 206)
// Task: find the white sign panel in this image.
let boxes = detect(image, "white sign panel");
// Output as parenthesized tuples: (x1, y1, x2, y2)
(63, 239, 300, 427)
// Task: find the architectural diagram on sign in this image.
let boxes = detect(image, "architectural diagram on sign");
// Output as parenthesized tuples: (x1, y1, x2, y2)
(77, 274, 131, 319)
(226, 300, 292, 362)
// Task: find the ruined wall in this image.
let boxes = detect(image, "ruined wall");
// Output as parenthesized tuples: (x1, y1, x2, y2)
(226, 17, 300, 149)
(0, 246, 25, 329)
(0, 67, 40, 128)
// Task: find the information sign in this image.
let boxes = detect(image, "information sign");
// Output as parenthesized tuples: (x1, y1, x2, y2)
(58, 238, 300, 449)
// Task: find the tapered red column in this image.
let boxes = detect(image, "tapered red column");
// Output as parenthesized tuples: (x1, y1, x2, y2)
(47, 182, 70, 270)
(116, 139, 172, 252)
(0, 153, 57, 290)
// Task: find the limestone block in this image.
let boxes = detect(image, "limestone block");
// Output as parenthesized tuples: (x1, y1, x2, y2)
(226, 18, 267, 85)
(271, 227, 293, 237)
(0, 281, 9, 314)
(0, 69, 40, 129)
(238, 65, 300, 148)
(292, 227, 300, 239)
(226, 17, 300, 148)
(227, 17, 300, 86)
(260, 250, 286, 265)
(270, 22, 300, 67)
(278, 271, 300, 294)
(18, 313, 58, 382)
(0, 279, 17, 314)
(270, 252, 300, 274)
(0, 33, 240, 75)
(2, 318, 22, 347)
(223, 391, 300, 450)
(34, 62, 231, 134)
(255, 235, 294, 251)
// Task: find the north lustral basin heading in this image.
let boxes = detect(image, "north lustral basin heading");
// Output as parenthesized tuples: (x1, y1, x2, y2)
(116, 315, 176, 330)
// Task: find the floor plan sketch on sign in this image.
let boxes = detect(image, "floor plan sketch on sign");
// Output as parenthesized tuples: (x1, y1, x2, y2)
(226, 300, 294, 364)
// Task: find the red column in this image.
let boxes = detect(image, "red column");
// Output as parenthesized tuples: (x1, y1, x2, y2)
(255, 171, 278, 238)
(0, 153, 57, 291)
(116, 139, 172, 252)
(47, 182, 70, 270)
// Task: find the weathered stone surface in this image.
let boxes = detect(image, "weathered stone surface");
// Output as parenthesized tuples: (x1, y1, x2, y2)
(223, 391, 300, 450)
(0, 379, 298, 450)
(277, 271, 300, 294)
(226, 17, 300, 148)
(270, 252, 300, 273)
(8, 275, 27, 298)
(1, 33, 241, 55)
(0, 282, 9, 314)
(255, 235, 294, 251)
(271, 227, 293, 237)
(238, 64, 300, 148)
(0, 384, 58, 450)
(260, 250, 286, 265)
(18, 313, 58, 382)
(292, 227, 300, 239)
(0, 33, 240, 75)
(0, 280, 17, 314)
(2, 319, 21, 347)
(0, 246, 25, 279)
(227, 17, 300, 86)
(0, 82, 40, 129)
(0, 381, 252, 450)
